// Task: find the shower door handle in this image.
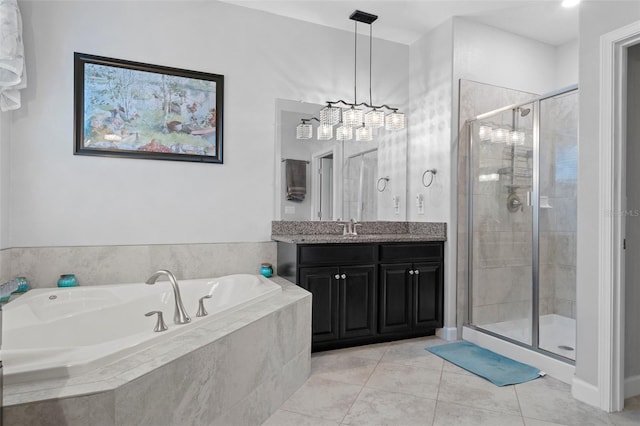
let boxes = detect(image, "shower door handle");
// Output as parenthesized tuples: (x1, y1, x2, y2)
(526, 191, 532, 207)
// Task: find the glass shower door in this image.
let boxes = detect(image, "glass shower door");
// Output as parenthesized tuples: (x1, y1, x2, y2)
(344, 149, 378, 221)
(537, 89, 578, 359)
(469, 103, 535, 345)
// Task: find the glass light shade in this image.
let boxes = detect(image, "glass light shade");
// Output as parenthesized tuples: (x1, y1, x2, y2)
(478, 125, 492, 141)
(508, 130, 526, 146)
(296, 123, 313, 140)
(385, 112, 405, 130)
(317, 124, 333, 141)
(320, 106, 340, 126)
(491, 127, 508, 144)
(355, 125, 373, 142)
(336, 125, 353, 141)
(343, 107, 364, 128)
(365, 110, 385, 129)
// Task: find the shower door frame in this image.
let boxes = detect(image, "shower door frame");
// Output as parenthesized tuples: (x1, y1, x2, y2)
(465, 85, 578, 365)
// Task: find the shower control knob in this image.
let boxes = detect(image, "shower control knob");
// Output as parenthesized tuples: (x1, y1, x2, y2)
(409, 270, 414, 275)
(341, 274, 346, 279)
(414, 270, 420, 275)
(334, 274, 340, 280)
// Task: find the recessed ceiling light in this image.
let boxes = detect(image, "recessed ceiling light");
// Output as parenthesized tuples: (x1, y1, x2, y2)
(561, 0, 580, 7)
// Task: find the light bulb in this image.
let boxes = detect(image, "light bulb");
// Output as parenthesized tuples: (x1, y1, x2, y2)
(343, 107, 364, 128)
(509, 130, 525, 146)
(296, 123, 313, 140)
(355, 125, 373, 141)
(491, 128, 508, 144)
(320, 106, 340, 126)
(336, 125, 353, 141)
(365, 110, 385, 129)
(478, 125, 492, 141)
(385, 112, 405, 130)
(317, 124, 333, 141)
(561, 0, 580, 7)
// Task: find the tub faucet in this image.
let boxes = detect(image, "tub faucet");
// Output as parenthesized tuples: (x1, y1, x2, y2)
(145, 270, 191, 325)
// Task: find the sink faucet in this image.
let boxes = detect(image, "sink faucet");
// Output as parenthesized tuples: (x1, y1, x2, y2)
(340, 219, 362, 236)
(145, 270, 191, 324)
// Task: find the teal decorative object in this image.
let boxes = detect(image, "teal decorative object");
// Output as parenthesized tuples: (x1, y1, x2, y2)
(58, 274, 78, 287)
(260, 263, 273, 278)
(15, 277, 29, 293)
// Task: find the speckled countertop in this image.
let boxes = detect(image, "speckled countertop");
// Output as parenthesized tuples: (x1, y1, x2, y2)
(271, 221, 446, 244)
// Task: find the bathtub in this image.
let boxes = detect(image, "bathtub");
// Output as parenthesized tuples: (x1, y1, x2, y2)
(1, 273, 282, 385)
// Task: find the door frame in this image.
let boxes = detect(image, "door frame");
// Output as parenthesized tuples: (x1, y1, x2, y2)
(599, 19, 640, 412)
(311, 145, 341, 220)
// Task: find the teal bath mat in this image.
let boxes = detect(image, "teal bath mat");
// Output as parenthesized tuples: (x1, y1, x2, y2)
(427, 341, 541, 386)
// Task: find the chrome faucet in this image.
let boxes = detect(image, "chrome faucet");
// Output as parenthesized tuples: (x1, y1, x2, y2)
(145, 270, 191, 324)
(340, 219, 362, 236)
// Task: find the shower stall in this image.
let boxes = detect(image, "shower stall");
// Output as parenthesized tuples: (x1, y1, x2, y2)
(465, 86, 578, 364)
(344, 148, 378, 221)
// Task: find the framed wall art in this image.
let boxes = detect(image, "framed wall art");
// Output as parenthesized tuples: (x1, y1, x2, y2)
(74, 52, 224, 163)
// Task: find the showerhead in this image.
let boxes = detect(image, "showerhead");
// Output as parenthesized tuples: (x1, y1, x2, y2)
(519, 107, 531, 117)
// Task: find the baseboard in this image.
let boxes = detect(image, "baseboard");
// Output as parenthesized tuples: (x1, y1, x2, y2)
(625, 374, 640, 398)
(436, 327, 458, 341)
(572, 377, 600, 408)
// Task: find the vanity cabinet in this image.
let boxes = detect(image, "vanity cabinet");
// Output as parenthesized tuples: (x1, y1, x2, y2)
(299, 265, 376, 343)
(379, 262, 443, 334)
(277, 240, 444, 351)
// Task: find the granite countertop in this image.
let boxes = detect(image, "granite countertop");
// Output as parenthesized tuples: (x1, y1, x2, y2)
(272, 233, 446, 244)
(271, 221, 447, 244)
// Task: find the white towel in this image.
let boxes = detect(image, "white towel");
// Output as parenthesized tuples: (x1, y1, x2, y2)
(0, 0, 25, 112)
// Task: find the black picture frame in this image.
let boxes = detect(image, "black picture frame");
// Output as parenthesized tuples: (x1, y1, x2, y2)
(74, 52, 224, 163)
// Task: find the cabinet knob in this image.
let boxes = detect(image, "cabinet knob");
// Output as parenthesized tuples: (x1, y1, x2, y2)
(334, 274, 340, 280)
(341, 274, 346, 279)
(414, 269, 420, 275)
(409, 270, 414, 275)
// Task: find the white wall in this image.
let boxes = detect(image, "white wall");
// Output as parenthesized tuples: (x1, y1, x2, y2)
(453, 18, 560, 96)
(577, 0, 640, 390)
(408, 20, 453, 224)
(0, 112, 9, 250)
(9, 1, 408, 248)
(556, 39, 579, 89)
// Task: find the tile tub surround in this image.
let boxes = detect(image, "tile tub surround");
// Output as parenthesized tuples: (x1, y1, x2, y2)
(271, 221, 447, 244)
(1, 242, 276, 289)
(4, 276, 311, 426)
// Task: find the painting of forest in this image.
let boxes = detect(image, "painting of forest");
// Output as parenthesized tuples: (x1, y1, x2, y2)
(74, 54, 223, 163)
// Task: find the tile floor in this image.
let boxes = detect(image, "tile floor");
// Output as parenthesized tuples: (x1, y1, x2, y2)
(263, 336, 640, 426)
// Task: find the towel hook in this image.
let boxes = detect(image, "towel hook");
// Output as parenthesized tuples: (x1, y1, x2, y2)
(422, 169, 437, 188)
(377, 176, 390, 192)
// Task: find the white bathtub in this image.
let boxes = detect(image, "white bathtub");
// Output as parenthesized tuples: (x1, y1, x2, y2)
(1, 273, 281, 384)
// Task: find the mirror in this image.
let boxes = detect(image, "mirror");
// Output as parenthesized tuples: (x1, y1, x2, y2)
(275, 99, 407, 221)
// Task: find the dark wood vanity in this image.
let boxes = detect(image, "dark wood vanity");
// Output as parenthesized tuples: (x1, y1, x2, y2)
(276, 239, 444, 352)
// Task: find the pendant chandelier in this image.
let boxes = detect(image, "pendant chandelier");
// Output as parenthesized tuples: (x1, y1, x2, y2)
(296, 10, 405, 141)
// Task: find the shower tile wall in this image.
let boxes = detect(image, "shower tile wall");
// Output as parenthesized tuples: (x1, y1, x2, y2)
(539, 92, 578, 319)
(457, 80, 537, 330)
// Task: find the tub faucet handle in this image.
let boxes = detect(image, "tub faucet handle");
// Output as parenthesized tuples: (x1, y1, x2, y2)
(145, 311, 168, 332)
(197, 295, 212, 317)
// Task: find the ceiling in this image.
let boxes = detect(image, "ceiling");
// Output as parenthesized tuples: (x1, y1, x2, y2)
(219, 0, 579, 46)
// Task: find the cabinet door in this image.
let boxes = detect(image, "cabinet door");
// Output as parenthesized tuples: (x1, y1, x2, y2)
(378, 263, 412, 334)
(339, 265, 376, 339)
(299, 266, 340, 342)
(413, 262, 443, 330)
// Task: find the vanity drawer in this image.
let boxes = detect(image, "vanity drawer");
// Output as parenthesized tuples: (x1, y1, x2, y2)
(379, 242, 443, 262)
(298, 244, 376, 265)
